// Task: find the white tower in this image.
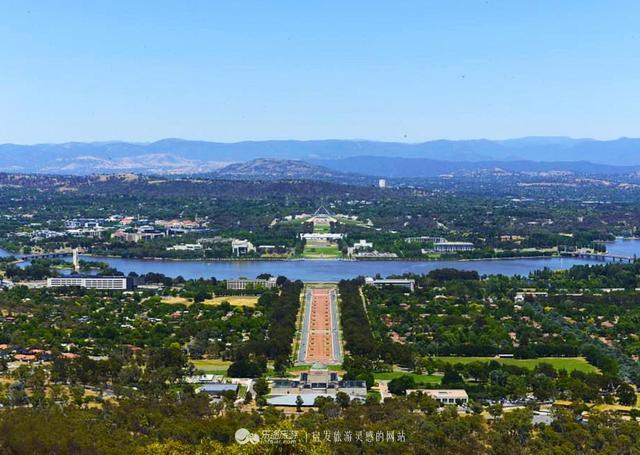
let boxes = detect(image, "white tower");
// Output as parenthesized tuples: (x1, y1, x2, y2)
(72, 248, 80, 273)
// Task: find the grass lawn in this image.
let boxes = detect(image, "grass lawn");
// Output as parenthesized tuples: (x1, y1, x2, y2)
(192, 359, 232, 373)
(203, 296, 259, 307)
(435, 356, 598, 373)
(373, 372, 442, 384)
(302, 244, 342, 258)
(313, 224, 332, 233)
(161, 296, 192, 305)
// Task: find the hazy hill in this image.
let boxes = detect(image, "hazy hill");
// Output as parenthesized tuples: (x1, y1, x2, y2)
(311, 156, 640, 178)
(1, 137, 639, 174)
(210, 158, 372, 183)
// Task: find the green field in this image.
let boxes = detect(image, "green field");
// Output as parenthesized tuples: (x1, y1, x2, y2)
(313, 223, 331, 233)
(302, 244, 342, 258)
(435, 356, 597, 373)
(373, 372, 442, 384)
(192, 359, 232, 373)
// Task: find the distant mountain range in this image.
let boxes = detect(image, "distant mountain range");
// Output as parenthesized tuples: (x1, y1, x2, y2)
(0, 137, 639, 176)
(311, 156, 640, 178)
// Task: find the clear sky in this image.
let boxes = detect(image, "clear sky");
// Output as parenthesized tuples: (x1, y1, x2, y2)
(1, 1, 639, 144)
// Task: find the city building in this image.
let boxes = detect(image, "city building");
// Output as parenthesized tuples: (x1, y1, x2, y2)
(112, 227, 166, 243)
(432, 241, 475, 253)
(364, 277, 415, 292)
(226, 277, 278, 290)
(47, 276, 132, 290)
(66, 228, 104, 238)
(378, 179, 386, 188)
(64, 218, 103, 229)
(407, 389, 469, 406)
(231, 239, 256, 256)
(155, 219, 201, 230)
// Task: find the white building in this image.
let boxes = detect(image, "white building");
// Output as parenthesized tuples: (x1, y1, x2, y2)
(167, 243, 203, 251)
(378, 179, 386, 188)
(226, 277, 277, 290)
(347, 239, 373, 257)
(352, 239, 373, 251)
(231, 239, 256, 256)
(300, 233, 344, 242)
(47, 276, 131, 290)
(432, 241, 475, 253)
(407, 389, 468, 406)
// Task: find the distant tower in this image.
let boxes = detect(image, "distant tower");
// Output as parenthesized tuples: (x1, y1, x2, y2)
(72, 248, 80, 273)
(378, 179, 386, 188)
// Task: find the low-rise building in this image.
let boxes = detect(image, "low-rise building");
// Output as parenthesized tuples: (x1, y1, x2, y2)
(226, 277, 278, 290)
(352, 239, 373, 250)
(405, 236, 446, 244)
(47, 275, 132, 290)
(300, 233, 344, 242)
(231, 239, 256, 256)
(155, 219, 201, 230)
(112, 227, 166, 243)
(167, 243, 203, 251)
(432, 241, 475, 253)
(365, 277, 415, 292)
(407, 389, 469, 406)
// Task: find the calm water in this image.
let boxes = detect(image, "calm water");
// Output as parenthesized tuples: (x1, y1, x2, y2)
(5, 238, 639, 281)
(79, 256, 596, 281)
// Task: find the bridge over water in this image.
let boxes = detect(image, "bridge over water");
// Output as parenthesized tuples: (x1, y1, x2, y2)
(560, 250, 635, 263)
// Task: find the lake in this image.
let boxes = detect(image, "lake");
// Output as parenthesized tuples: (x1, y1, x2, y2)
(5, 238, 639, 281)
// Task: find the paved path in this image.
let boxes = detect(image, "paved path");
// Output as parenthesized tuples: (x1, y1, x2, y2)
(298, 287, 342, 364)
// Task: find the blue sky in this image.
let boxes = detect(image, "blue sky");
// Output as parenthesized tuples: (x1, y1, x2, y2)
(1, 1, 639, 143)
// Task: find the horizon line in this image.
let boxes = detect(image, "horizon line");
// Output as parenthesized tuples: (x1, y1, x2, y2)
(2, 135, 639, 147)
